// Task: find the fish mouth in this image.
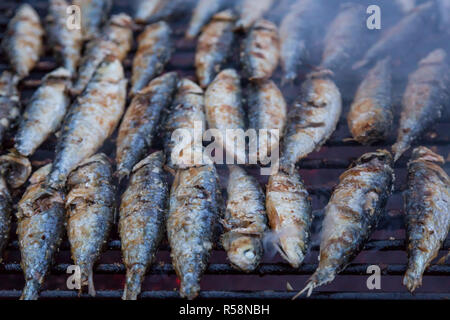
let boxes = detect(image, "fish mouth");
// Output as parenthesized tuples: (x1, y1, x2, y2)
(226, 235, 262, 272)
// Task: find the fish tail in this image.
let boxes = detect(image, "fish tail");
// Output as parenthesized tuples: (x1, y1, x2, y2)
(180, 274, 200, 300)
(20, 279, 41, 300)
(79, 264, 96, 297)
(122, 264, 146, 300)
(114, 167, 130, 183)
(392, 140, 408, 162)
(292, 266, 336, 299)
(403, 265, 423, 293)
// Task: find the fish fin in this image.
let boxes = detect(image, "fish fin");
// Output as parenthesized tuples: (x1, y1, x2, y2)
(114, 168, 130, 183)
(292, 281, 316, 300)
(88, 271, 96, 297)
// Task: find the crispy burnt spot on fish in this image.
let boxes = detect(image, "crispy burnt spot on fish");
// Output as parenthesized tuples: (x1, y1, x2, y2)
(74, 0, 112, 41)
(235, 0, 274, 31)
(186, 0, 228, 39)
(141, 0, 195, 24)
(279, 0, 323, 84)
(241, 19, 279, 81)
(295, 150, 394, 298)
(116, 72, 178, 181)
(353, 1, 437, 70)
(403, 147, 449, 293)
(348, 57, 393, 145)
(72, 13, 133, 96)
(195, 10, 236, 89)
(319, 3, 368, 72)
(0, 152, 31, 262)
(0, 71, 20, 146)
(15, 68, 71, 157)
(162, 78, 205, 170)
(204, 69, 246, 164)
(47, 58, 126, 190)
(130, 21, 173, 97)
(46, 0, 83, 76)
(17, 164, 65, 300)
(167, 165, 223, 300)
(222, 165, 267, 272)
(247, 79, 286, 157)
(1, 4, 43, 80)
(119, 151, 168, 300)
(392, 49, 449, 162)
(279, 71, 342, 175)
(266, 170, 312, 268)
(66, 153, 115, 297)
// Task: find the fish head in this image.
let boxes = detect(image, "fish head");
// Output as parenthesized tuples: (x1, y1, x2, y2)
(226, 235, 262, 272)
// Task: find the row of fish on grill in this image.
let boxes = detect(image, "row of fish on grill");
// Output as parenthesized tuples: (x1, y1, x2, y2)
(0, 0, 448, 300)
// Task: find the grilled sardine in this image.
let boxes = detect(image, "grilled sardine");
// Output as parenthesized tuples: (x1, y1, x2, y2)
(120, 151, 168, 300)
(116, 72, 178, 180)
(47, 58, 126, 190)
(392, 49, 449, 161)
(0, 71, 20, 146)
(15, 68, 71, 157)
(186, 0, 228, 39)
(403, 147, 449, 292)
(74, 0, 112, 41)
(235, 0, 274, 31)
(195, 10, 236, 88)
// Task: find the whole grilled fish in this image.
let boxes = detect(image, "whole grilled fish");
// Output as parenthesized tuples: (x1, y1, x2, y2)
(204, 69, 246, 164)
(130, 22, 173, 96)
(46, 0, 83, 76)
(47, 58, 126, 190)
(320, 3, 368, 72)
(17, 164, 65, 300)
(15, 68, 71, 157)
(195, 10, 236, 88)
(162, 78, 206, 169)
(74, 0, 112, 41)
(120, 151, 168, 300)
(168, 164, 222, 299)
(116, 72, 178, 180)
(0, 152, 31, 262)
(134, 0, 165, 23)
(235, 0, 274, 31)
(1, 4, 44, 80)
(403, 147, 449, 292)
(241, 19, 279, 80)
(348, 58, 393, 145)
(392, 49, 449, 161)
(279, 72, 342, 174)
(0, 71, 20, 146)
(266, 170, 312, 268)
(186, 0, 228, 39)
(353, 1, 437, 70)
(296, 150, 394, 298)
(247, 79, 286, 157)
(66, 153, 115, 296)
(438, 0, 450, 32)
(279, 0, 323, 83)
(222, 165, 266, 272)
(72, 14, 133, 95)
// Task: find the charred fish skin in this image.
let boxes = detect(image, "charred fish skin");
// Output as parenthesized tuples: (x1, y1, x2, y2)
(0, 71, 20, 146)
(235, 0, 274, 31)
(353, 1, 437, 70)
(279, 72, 342, 175)
(1, 4, 43, 80)
(320, 3, 368, 72)
(17, 164, 65, 300)
(204, 69, 246, 164)
(47, 58, 126, 190)
(266, 170, 312, 268)
(403, 147, 450, 293)
(130, 21, 173, 96)
(72, 14, 134, 96)
(298, 150, 394, 297)
(74, 0, 112, 41)
(66, 153, 115, 297)
(46, 0, 83, 76)
(348, 58, 393, 145)
(120, 151, 168, 300)
(186, 0, 228, 39)
(168, 165, 223, 300)
(15, 68, 71, 157)
(222, 165, 267, 272)
(195, 10, 236, 89)
(116, 72, 178, 180)
(392, 49, 449, 161)
(241, 19, 279, 81)
(162, 78, 205, 170)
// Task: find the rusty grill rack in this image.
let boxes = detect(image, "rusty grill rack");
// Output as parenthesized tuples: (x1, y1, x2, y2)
(0, 0, 449, 300)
